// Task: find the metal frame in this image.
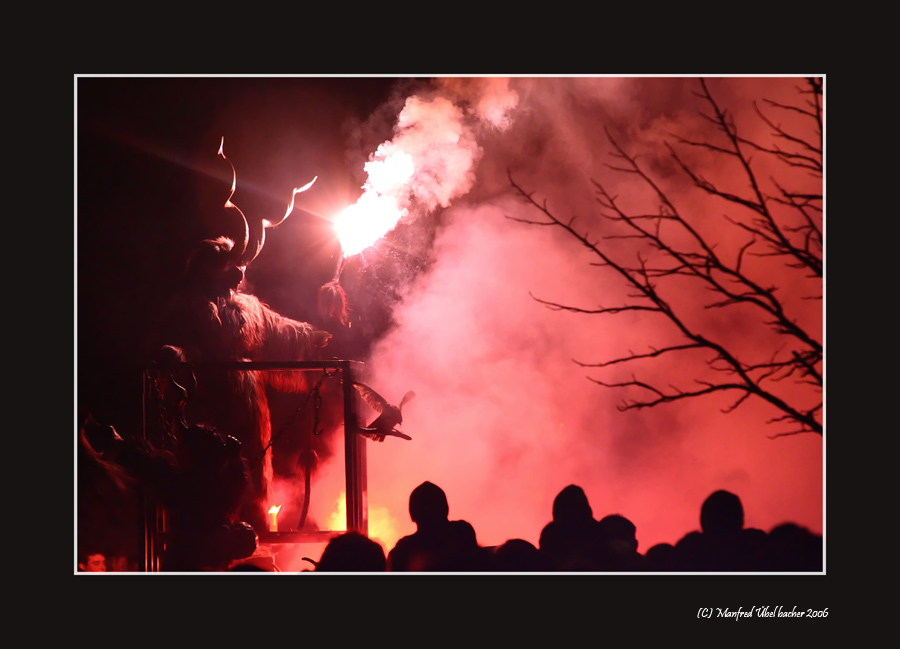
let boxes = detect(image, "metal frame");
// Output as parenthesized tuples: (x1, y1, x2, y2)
(141, 359, 367, 571)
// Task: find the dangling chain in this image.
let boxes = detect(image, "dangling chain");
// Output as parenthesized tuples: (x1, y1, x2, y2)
(149, 369, 189, 449)
(256, 369, 337, 463)
(312, 377, 325, 437)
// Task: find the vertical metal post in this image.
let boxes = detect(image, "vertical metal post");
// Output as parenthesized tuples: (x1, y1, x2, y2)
(140, 370, 157, 572)
(342, 361, 368, 535)
(135, 359, 368, 570)
(140, 371, 150, 571)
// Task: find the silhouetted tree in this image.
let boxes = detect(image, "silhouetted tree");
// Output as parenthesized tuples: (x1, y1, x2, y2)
(509, 77, 822, 437)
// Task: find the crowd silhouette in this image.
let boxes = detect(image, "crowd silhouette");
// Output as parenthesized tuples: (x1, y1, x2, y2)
(77, 412, 823, 573)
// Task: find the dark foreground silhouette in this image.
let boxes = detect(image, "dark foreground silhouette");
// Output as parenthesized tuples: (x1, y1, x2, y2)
(78, 414, 822, 573)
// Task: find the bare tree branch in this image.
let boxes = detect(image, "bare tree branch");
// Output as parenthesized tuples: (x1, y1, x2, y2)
(506, 77, 823, 437)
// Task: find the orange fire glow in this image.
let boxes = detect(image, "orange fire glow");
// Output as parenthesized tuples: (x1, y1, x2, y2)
(267, 504, 282, 532)
(326, 494, 347, 532)
(325, 492, 399, 551)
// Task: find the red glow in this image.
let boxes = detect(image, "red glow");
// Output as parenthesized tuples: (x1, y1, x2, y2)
(79, 76, 823, 572)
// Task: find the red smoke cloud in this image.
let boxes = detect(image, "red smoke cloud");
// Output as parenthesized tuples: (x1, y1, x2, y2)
(77, 76, 823, 571)
(304, 77, 823, 563)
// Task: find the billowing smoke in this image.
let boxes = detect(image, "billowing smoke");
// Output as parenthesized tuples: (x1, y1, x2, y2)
(271, 77, 822, 569)
(332, 79, 519, 258)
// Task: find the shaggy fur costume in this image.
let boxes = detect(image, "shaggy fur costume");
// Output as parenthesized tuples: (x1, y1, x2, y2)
(152, 237, 331, 531)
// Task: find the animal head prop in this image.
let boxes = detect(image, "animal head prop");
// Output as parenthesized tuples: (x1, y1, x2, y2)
(184, 138, 317, 301)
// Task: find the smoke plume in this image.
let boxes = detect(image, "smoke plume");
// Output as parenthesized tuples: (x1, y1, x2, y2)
(318, 77, 823, 563)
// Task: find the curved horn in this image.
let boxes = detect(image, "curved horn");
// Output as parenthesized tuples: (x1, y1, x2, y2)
(217, 137, 250, 262)
(241, 212, 267, 266)
(270, 176, 318, 229)
(217, 138, 318, 267)
(240, 176, 318, 266)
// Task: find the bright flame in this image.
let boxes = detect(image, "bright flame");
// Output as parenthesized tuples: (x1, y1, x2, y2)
(324, 493, 399, 550)
(267, 504, 282, 532)
(367, 505, 399, 551)
(332, 143, 415, 257)
(327, 493, 347, 532)
(333, 192, 408, 257)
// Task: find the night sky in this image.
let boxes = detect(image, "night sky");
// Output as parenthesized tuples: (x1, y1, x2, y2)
(76, 77, 827, 588)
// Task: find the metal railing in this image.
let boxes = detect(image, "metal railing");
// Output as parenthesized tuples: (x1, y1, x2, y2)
(140, 359, 368, 571)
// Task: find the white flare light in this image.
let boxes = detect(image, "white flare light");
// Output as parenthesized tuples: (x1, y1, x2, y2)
(333, 192, 408, 257)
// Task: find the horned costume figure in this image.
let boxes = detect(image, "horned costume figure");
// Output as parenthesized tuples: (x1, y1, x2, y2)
(150, 140, 331, 532)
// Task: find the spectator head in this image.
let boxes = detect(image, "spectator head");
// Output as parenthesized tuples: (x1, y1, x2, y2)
(644, 542, 677, 571)
(316, 532, 386, 572)
(700, 490, 744, 537)
(552, 484, 593, 524)
(493, 538, 542, 572)
(409, 481, 449, 528)
(78, 550, 108, 572)
(597, 513, 639, 553)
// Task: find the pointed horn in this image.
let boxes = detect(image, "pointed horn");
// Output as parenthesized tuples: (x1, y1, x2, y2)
(241, 213, 267, 266)
(217, 137, 249, 261)
(271, 176, 318, 228)
(240, 175, 318, 266)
